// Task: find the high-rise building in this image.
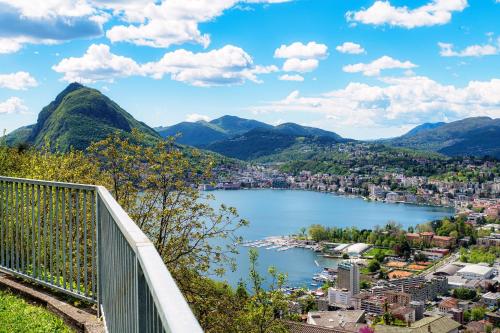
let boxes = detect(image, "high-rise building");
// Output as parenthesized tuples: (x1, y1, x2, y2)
(337, 262, 359, 295)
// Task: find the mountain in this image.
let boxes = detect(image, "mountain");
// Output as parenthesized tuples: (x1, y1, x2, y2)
(209, 115, 272, 135)
(386, 117, 500, 158)
(155, 115, 341, 150)
(156, 121, 227, 146)
(6, 83, 160, 151)
(155, 115, 272, 146)
(403, 122, 446, 137)
(273, 123, 343, 140)
(205, 128, 343, 160)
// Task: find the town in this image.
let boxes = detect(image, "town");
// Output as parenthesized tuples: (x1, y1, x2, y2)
(242, 203, 500, 333)
(209, 155, 499, 212)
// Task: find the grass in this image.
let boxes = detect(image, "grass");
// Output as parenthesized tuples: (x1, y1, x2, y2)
(363, 247, 395, 257)
(0, 289, 72, 333)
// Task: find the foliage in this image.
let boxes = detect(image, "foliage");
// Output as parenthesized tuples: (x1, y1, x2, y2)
(6, 83, 160, 152)
(0, 289, 71, 332)
(459, 246, 499, 265)
(309, 222, 406, 248)
(89, 131, 248, 285)
(367, 260, 381, 273)
(238, 249, 290, 333)
(452, 287, 477, 300)
(386, 116, 500, 158)
(464, 306, 487, 322)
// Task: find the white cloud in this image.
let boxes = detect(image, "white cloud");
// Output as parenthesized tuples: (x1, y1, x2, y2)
(438, 41, 499, 57)
(343, 56, 417, 76)
(274, 41, 328, 59)
(186, 113, 210, 122)
(282, 58, 319, 73)
(143, 45, 278, 86)
(0, 38, 23, 54)
(0, 97, 28, 114)
(53, 43, 277, 87)
(336, 42, 365, 54)
(346, 0, 468, 29)
(250, 76, 500, 136)
(0, 0, 289, 53)
(279, 74, 304, 81)
(0, 72, 38, 90)
(106, 0, 290, 48)
(0, 1, 103, 53)
(52, 44, 143, 83)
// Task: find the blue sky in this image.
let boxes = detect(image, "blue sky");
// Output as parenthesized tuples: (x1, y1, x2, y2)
(0, 0, 499, 139)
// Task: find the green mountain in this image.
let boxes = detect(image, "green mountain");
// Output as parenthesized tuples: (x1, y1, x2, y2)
(209, 115, 273, 135)
(155, 115, 342, 150)
(155, 115, 272, 146)
(386, 117, 500, 158)
(403, 122, 446, 137)
(205, 128, 343, 161)
(7, 83, 160, 151)
(156, 121, 227, 146)
(273, 122, 343, 140)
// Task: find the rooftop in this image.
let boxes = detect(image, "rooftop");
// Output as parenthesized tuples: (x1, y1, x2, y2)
(457, 264, 493, 276)
(308, 310, 365, 328)
(374, 316, 461, 333)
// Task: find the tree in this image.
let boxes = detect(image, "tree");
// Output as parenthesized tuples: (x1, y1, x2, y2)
(239, 249, 289, 333)
(368, 260, 381, 272)
(453, 287, 476, 300)
(90, 132, 248, 287)
(470, 306, 487, 321)
(413, 252, 428, 262)
(299, 227, 307, 239)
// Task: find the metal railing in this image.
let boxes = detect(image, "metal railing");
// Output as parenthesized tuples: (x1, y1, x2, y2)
(0, 176, 202, 333)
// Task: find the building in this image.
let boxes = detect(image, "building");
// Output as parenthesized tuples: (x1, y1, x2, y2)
(385, 291, 411, 306)
(337, 262, 360, 295)
(431, 236, 455, 248)
(449, 308, 464, 325)
(405, 232, 455, 248)
(306, 310, 366, 332)
(388, 276, 447, 302)
(482, 292, 500, 307)
(409, 301, 425, 321)
(328, 288, 352, 306)
(477, 233, 500, 247)
(456, 264, 494, 280)
(390, 306, 416, 323)
(438, 298, 459, 313)
(374, 316, 460, 333)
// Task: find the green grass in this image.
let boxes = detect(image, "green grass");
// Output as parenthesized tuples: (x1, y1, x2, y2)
(0, 289, 72, 333)
(363, 247, 395, 257)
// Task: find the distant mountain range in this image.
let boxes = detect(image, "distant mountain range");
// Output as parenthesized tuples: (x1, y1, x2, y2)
(4, 83, 499, 159)
(384, 117, 500, 158)
(155, 115, 345, 160)
(6, 83, 160, 151)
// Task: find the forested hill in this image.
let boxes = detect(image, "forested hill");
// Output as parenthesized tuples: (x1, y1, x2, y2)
(155, 115, 343, 148)
(6, 83, 160, 151)
(384, 117, 500, 158)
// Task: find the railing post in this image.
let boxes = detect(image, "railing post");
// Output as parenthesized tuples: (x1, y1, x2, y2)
(136, 259, 147, 333)
(96, 193, 102, 318)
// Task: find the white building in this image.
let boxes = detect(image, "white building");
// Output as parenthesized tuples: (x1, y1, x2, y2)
(456, 264, 494, 280)
(328, 288, 352, 306)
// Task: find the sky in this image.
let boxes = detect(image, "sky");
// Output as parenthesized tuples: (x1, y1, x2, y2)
(0, 0, 500, 139)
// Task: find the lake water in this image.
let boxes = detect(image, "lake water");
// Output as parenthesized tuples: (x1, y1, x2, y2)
(208, 189, 454, 289)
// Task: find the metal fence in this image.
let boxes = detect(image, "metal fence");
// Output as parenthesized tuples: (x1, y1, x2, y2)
(0, 176, 202, 333)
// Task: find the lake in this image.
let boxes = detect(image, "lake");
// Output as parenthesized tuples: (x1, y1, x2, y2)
(208, 189, 454, 288)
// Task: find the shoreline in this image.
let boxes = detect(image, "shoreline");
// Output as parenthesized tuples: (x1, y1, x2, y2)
(209, 187, 456, 211)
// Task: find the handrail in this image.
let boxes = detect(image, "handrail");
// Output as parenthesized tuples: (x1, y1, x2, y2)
(96, 186, 202, 332)
(0, 176, 203, 333)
